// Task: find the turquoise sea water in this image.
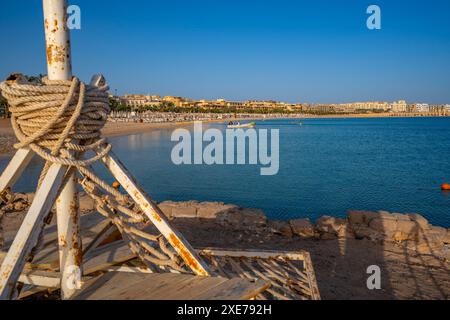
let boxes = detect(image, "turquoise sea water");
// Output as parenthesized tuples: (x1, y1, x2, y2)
(2, 117, 450, 227)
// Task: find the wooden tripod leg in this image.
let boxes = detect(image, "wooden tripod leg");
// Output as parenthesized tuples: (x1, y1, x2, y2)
(0, 163, 67, 300)
(101, 151, 210, 276)
(0, 148, 34, 191)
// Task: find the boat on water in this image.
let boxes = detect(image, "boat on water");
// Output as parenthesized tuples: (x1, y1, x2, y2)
(227, 121, 256, 129)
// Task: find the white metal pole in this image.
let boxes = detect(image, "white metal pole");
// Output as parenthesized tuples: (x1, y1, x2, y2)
(43, 0, 82, 299)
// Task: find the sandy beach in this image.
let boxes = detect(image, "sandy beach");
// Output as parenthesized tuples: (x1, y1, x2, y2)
(0, 118, 200, 158)
(0, 117, 261, 157)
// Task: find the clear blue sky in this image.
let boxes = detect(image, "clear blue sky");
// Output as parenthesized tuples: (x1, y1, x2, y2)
(1, 0, 449, 104)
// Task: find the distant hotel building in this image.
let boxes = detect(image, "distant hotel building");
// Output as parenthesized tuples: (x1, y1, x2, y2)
(391, 100, 407, 113)
(414, 103, 430, 113)
(114, 93, 448, 116)
(119, 94, 161, 107)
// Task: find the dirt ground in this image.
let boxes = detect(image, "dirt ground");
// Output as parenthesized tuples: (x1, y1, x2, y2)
(1, 210, 449, 300)
(173, 217, 450, 300)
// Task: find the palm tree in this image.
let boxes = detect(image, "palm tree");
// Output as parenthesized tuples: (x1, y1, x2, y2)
(0, 93, 9, 118)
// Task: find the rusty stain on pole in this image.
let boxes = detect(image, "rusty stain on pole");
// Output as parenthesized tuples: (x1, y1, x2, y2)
(43, 0, 81, 300)
(43, 0, 72, 80)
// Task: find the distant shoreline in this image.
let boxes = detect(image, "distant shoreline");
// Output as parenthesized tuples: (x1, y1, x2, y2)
(1, 113, 449, 158)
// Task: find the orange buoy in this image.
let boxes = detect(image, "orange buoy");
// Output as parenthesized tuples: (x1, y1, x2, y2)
(441, 183, 450, 191)
(112, 181, 121, 190)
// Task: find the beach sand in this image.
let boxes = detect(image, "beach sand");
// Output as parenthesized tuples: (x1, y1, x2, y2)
(0, 118, 203, 158)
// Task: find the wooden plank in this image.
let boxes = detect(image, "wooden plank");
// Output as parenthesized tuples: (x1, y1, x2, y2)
(18, 270, 60, 288)
(73, 272, 155, 300)
(108, 273, 195, 300)
(0, 148, 34, 191)
(0, 163, 67, 300)
(195, 278, 270, 300)
(198, 248, 306, 260)
(27, 213, 111, 266)
(73, 272, 269, 301)
(102, 152, 209, 276)
(83, 241, 136, 275)
(140, 275, 228, 300)
(303, 252, 321, 300)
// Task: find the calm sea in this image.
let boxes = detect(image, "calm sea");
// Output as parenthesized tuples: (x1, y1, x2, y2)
(2, 117, 450, 227)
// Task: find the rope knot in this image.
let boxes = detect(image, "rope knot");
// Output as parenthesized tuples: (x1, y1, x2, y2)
(0, 74, 111, 167)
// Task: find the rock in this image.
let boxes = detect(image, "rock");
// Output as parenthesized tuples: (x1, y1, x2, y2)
(320, 232, 338, 240)
(196, 202, 238, 219)
(444, 229, 450, 244)
(396, 220, 419, 239)
(316, 216, 353, 239)
(13, 193, 28, 203)
(269, 220, 293, 237)
(418, 226, 447, 244)
(171, 205, 197, 218)
(25, 193, 35, 204)
(217, 208, 267, 229)
(414, 242, 445, 255)
(407, 213, 430, 230)
(347, 210, 366, 225)
(391, 213, 412, 221)
(412, 226, 448, 254)
(348, 210, 380, 225)
(13, 201, 28, 212)
(434, 245, 450, 261)
(289, 219, 314, 238)
(158, 202, 174, 218)
(337, 223, 355, 239)
(353, 225, 384, 241)
(369, 217, 397, 233)
(393, 231, 410, 242)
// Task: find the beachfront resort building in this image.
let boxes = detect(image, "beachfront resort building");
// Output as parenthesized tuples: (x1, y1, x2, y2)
(328, 101, 391, 113)
(119, 94, 161, 107)
(391, 100, 407, 113)
(415, 103, 430, 113)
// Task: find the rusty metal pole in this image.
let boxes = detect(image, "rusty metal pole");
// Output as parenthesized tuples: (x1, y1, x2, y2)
(43, 0, 82, 299)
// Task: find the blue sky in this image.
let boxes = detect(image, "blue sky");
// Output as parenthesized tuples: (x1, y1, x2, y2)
(1, 0, 449, 103)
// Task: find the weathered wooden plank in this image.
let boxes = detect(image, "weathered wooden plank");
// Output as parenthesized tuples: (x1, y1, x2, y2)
(0, 163, 67, 300)
(140, 275, 228, 300)
(303, 252, 321, 300)
(27, 213, 111, 266)
(18, 270, 60, 288)
(83, 241, 136, 275)
(0, 148, 34, 191)
(198, 248, 306, 260)
(73, 272, 268, 301)
(195, 278, 270, 300)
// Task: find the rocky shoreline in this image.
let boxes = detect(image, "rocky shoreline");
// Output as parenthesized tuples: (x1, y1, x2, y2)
(2, 195, 449, 260)
(157, 200, 450, 260)
(1, 194, 449, 299)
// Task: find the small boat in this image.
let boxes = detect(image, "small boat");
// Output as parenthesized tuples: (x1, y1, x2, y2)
(227, 121, 256, 129)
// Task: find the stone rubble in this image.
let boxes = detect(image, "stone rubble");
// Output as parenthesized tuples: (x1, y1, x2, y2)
(2, 194, 449, 262)
(156, 201, 450, 261)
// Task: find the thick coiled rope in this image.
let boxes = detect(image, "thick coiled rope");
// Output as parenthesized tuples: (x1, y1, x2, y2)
(0, 75, 111, 173)
(0, 74, 185, 274)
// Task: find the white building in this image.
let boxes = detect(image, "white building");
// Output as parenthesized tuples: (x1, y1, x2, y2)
(415, 103, 430, 113)
(391, 100, 407, 113)
(119, 94, 161, 108)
